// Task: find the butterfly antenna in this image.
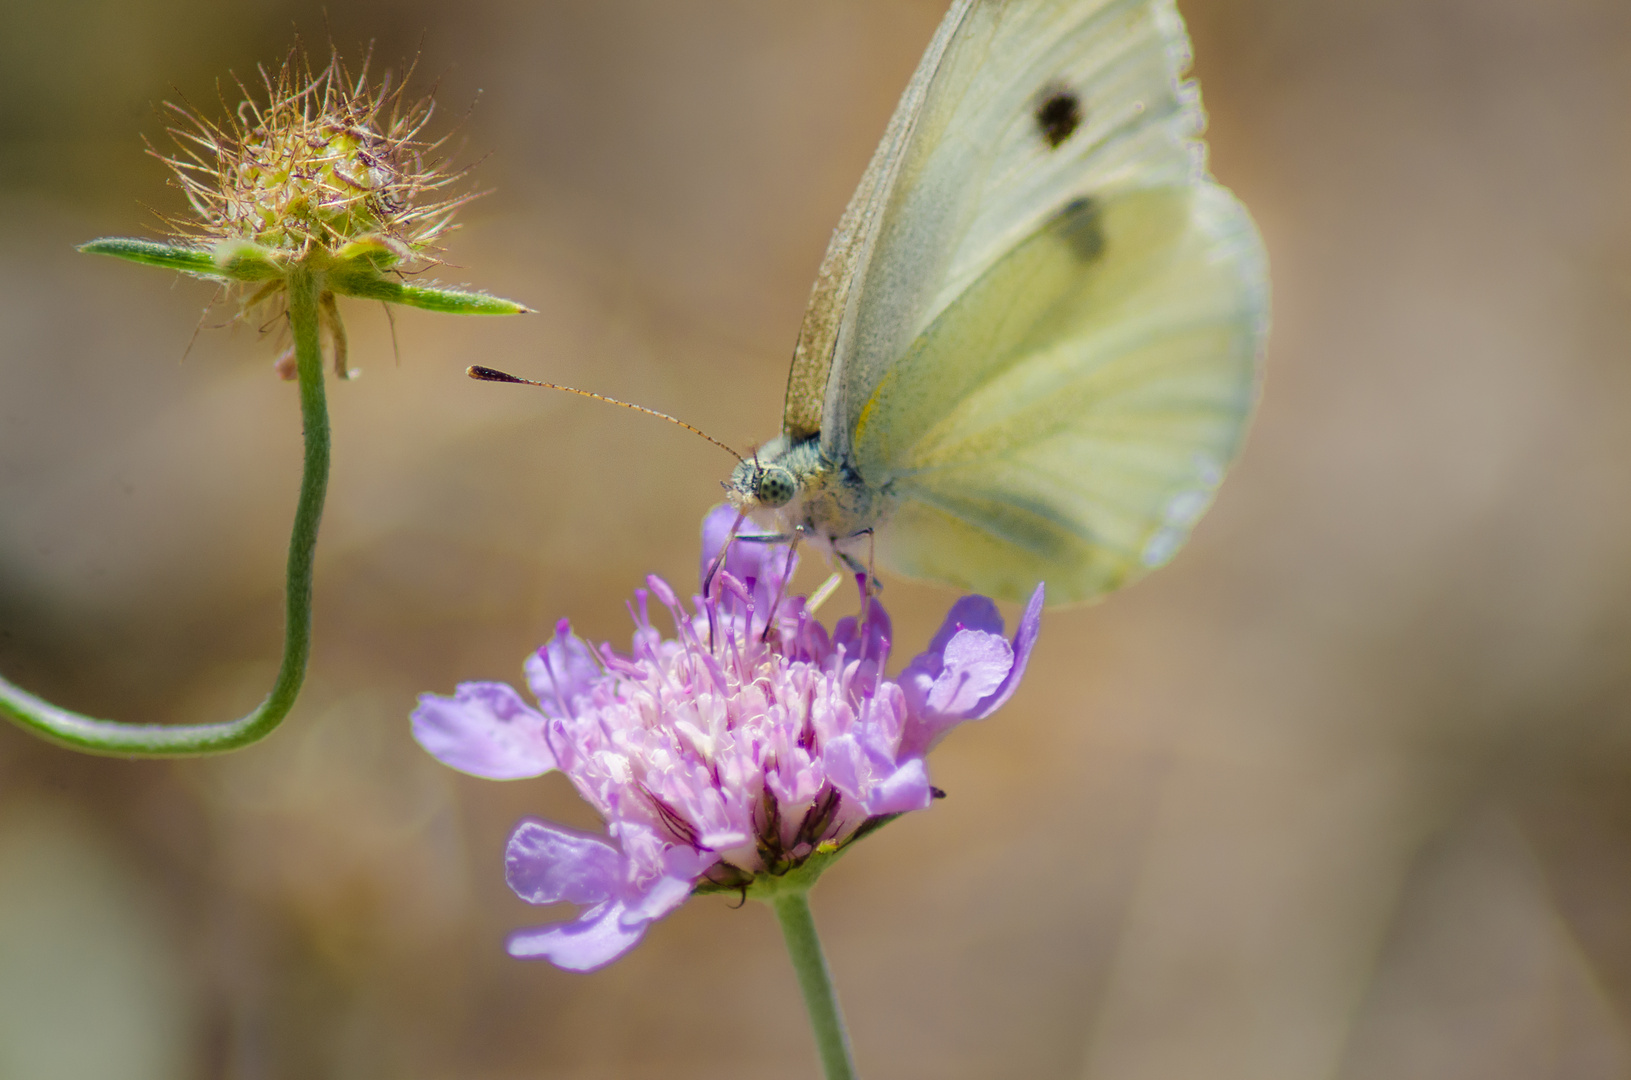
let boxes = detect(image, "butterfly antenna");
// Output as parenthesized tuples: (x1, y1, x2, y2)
(467, 365, 744, 464)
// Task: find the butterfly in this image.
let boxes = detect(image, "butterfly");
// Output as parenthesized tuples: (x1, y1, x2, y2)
(723, 0, 1268, 607)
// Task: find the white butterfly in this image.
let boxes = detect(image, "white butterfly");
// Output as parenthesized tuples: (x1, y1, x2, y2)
(725, 0, 1268, 606)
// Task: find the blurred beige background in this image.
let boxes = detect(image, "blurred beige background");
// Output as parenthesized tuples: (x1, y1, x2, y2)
(3, 0, 1630, 1077)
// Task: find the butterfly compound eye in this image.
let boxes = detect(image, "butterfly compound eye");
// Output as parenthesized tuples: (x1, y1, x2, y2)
(756, 466, 797, 508)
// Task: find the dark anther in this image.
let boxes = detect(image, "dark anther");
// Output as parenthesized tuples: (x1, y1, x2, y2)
(756, 786, 785, 863)
(643, 786, 701, 847)
(796, 788, 842, 847)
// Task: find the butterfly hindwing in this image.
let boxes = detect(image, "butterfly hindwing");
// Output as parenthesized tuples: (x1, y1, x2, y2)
(859, 183, 1266, 604)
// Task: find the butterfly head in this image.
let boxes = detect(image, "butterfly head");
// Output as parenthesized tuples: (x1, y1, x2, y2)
(726, 454, 797, 514)
(725, 434, 833, 530)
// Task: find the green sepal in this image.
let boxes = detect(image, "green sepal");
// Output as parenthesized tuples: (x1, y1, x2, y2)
(211, 239, 286, 281)
(333, 235, 404, 272)
(78, 237, 295, 284)
(691, 812, 903, 900)
(328, 270, 532, 315)
(79, 237, 221, 278)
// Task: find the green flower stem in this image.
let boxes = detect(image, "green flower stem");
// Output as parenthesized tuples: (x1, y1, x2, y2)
(0, 265, 330, 755)
(773, 890, 859, 1080)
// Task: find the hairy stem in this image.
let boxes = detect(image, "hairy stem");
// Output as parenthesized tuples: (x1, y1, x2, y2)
(0, 265, 330, 755)
(774, 890, 859, 1080)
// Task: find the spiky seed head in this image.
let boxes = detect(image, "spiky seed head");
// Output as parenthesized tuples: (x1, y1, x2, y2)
(157, 46, 475, 270)
(79, 44, 527, 381)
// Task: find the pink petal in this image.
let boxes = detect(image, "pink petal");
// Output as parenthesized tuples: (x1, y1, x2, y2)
(524, 621, 602, 718)
(622, 874, 695, 923)
(505, 819, 622, 906)
(970, 582, 1044, 719)
(924, 596, 1005, 658)
(857, 756, 932, 816)
(411, 683, 555, 780)
(822, 734, 930, 814)
(506, 901, 648, 972)
(897, 596, 1005, 711)
(927, 632, 1013, 715)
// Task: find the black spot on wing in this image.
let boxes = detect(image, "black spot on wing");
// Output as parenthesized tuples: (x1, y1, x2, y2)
(1034, 86, 1082, 149)
(1052, 196, 1105, 262)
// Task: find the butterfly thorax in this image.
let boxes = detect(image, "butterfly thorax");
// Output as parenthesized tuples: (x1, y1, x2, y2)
(726, 435, 893, 551)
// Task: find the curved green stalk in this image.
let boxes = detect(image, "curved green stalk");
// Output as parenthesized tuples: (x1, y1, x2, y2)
(773, 890, 859, 1080)
(0, 265, 330, 755)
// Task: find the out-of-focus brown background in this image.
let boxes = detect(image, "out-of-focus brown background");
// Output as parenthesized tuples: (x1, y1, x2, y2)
(2, 0, 1629, 1077)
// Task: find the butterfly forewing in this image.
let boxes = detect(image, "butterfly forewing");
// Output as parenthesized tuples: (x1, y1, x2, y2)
(921, 0, 1201, 325)
(820, 0, 1204, 462)
(781, 0, 978, 441)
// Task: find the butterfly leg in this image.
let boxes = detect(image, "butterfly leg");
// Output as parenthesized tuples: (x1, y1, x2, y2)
(836, 550, 868, 579)
(702, 510, 753, 600)
(836, 529, 881, 627)
(835, 531, 881, 592)
(760, 533, 802, 642)
(711, 526, 804, 639)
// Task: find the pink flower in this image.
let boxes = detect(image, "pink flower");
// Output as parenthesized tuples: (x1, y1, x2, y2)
(413, 507, 1042, 971)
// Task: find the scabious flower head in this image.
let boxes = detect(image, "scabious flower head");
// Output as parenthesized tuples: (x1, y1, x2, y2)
(413, 506, 1043, 971)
